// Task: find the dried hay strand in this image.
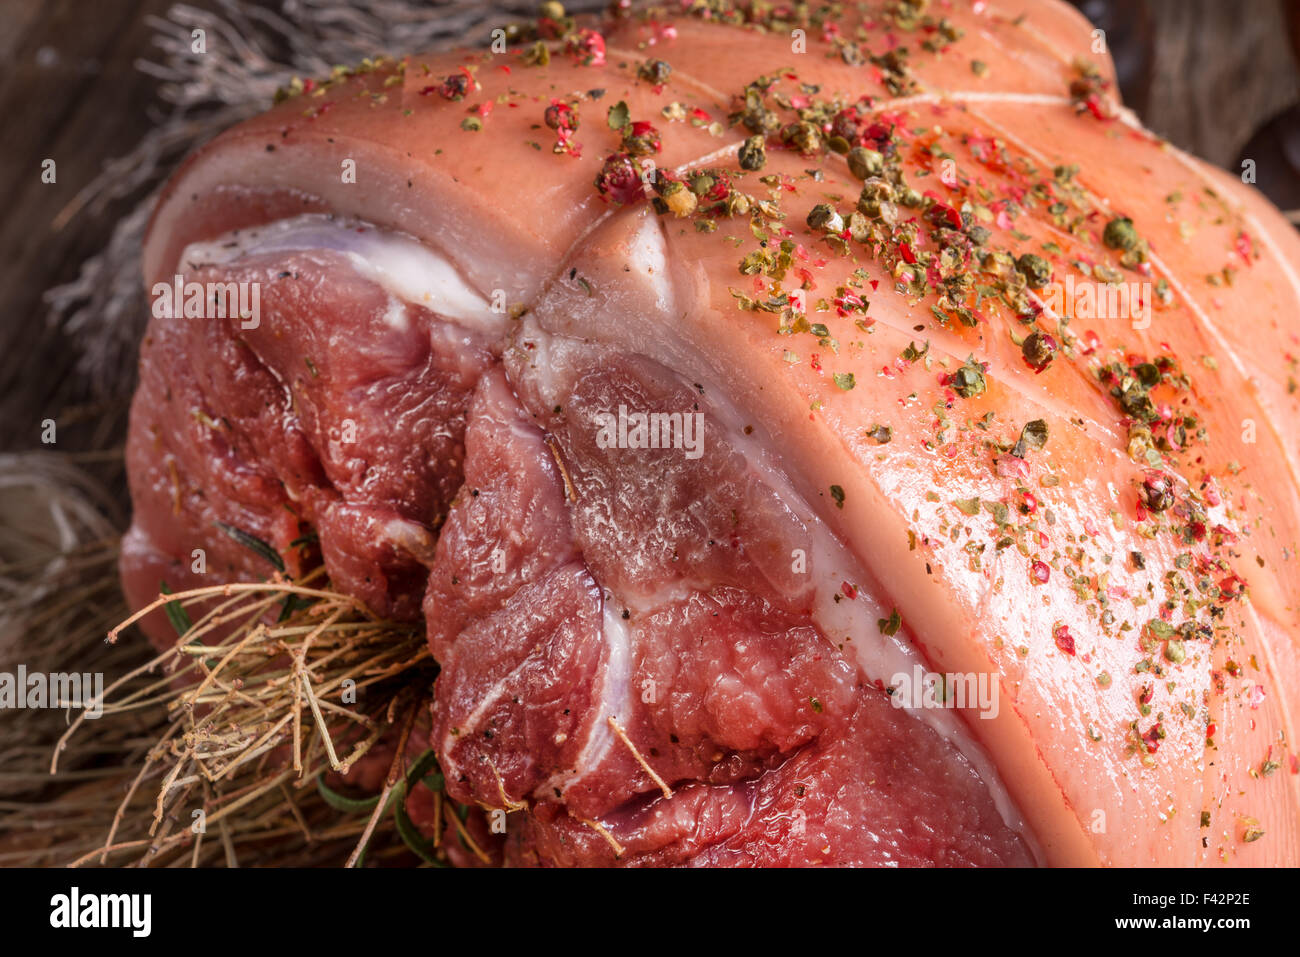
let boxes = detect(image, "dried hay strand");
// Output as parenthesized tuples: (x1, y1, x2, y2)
(0, 451, 464, 867)
(8, 564, 459, 868)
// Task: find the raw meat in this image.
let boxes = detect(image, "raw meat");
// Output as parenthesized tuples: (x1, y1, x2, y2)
(122, 0, 1300, 865)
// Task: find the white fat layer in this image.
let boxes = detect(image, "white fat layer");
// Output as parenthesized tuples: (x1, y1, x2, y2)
(711, 394, 1036, 857)
(178, 213, 503, 334)
(380, 517, 436, 565)
(536, 593, 634, 800)
(382, 298, 409, 332)
(627, 213, 674, 315)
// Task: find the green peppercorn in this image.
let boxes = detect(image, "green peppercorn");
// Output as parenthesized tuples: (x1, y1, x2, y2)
(738, 135, 766, 171)
(1021, 331, 1058, 371)
(847, 210, 871, 243)
(1103, 216, 1139, 251)
(782, 121, 822, 156)
(807, 203, 844, 232)
(1015, 253, 1052, 288)
(846, 146, 884, 180)
(638, 59, 672, 84)
(539, 1, 565, 21)
(951, 356, 987, 398)
(685, 171, 713, 195)
(857, 178, 895, 218)
(724, 191, 751, 216)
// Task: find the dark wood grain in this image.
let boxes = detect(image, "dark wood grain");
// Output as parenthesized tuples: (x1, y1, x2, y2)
(1143, 0, 1300, 169)
(0, 0, 179, 457)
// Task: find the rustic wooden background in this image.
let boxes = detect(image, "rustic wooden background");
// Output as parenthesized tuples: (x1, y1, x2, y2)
(1, 0, 178, 462)
(1, 0, 1298, 464)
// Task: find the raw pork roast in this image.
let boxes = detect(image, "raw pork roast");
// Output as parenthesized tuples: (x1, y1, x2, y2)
(121, 0, 1300, 866)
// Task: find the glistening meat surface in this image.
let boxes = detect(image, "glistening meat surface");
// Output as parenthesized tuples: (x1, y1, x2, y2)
(122, 0, 1300, 866)
(126, 217, 1032, 865)
(429, 352, 1030, 864)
